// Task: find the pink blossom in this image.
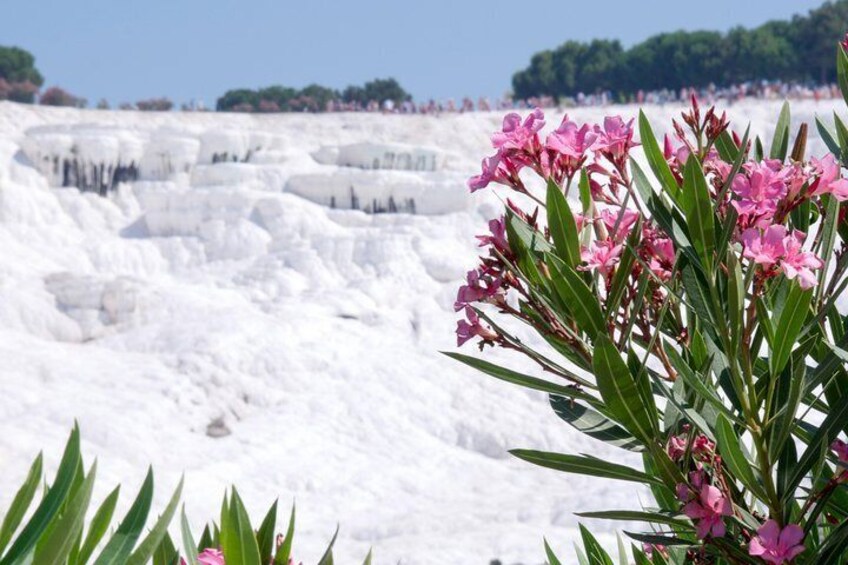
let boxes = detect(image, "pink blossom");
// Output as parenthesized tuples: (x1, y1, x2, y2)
(666, 435, 687, 460)
(741, 226, 788, 267)
(593, 116, 636, 161)
(546, 116, 596, 159)
(810, 154, 848, 201)
(832, 438, 848, 462)
(454, 269, 502, 311)
(749, 520, 805, 564)
(468, 153, 507, 192)
(647, 236, 675, 281)
(578, 240, 622, 275)
(732, 162, 788, 224)
(456, 307, 497, 347)
(492, 108, 545, 152)
(781, 230, 824, 290)
(476, 217, 509, 254)
(681, 483, 732, 539)
(599, 207, 639, 242)
(182, 549, 225, 565)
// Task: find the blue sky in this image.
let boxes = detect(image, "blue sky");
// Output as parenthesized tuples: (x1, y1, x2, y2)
(0, 0, 825, 106)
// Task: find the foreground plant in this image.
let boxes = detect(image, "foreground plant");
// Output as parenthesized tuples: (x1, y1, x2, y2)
(0, 426, 370, 565)
(450, 38, 848, 564)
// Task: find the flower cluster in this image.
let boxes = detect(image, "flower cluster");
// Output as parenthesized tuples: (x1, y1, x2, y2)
(741, 226, 824, 289)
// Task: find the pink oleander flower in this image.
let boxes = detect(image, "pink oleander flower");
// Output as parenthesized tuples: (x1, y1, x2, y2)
(476, 217, 509, 254)
(832, 438, 848, 462)
(645, 234, 675, 281)
(593, 116, 636, 161)
(599, 207, 639, 242)
(680, 482, 732, 539)
(456, 306, 497, 347)
(810, 154, 848, 201)
(749, 520, 805, 564)
(666, 435, 687, 460)
(842, 33, 848, 53)
(454, 269, 502, 311)
(468, 152, 510, 192)
(732, 162, 789, 225)
(181, 549, 225, 565)
(546, 115, 596, 169)
(492, 108, 545, 152)
(742, 227, 823, 289)
(741, 226, 788, 267)
(579, 240, 622, 275)
(781, 230, 824, 290)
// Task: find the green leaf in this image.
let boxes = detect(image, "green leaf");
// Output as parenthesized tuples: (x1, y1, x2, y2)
(76, 486, 120, 565)
(592, 335, 657, 443)
(274, 504, 295, 565)
(510, 450, 664, 486)
(220, 488, 261, 565)
(361, 548, 373, 565)
(770, 283, 812, 377)
(838, 44, 848, 109)
(1, 426, 81, 565)
(152, 534, 178, 565)
(543, 538, 562, 565)
(316, 526, 338, 565)
(816, 116, 842, 158)
(546, 179, 581, 268)
(255, 500, 277, 565)
(443, 352, 596, 401)
(579, 524, 614, 565)
(180, 507, 199, 565)
(769, 101, 790, 160)
(94, 468, 154, 565)
(715, 414, 765, 499)
(639, 110, 680, 203)
(785, 394, 848, 501)
(714, 130, 739, 163)
(32, 462, 97, 565)
(547, 254, 606, 341)
(0, 453, 44, 555)
(578, 169, 592, 215)
(549, 396, 643, 451)
(681, 155, 716, 271)
(126, 476, 183, 565)
(575, 510, 692, 529)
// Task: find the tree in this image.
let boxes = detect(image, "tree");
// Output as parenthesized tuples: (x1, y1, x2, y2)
(40, 86, 86, 107)
(0, 46, 43, 88)
(216, 88, 259, 112)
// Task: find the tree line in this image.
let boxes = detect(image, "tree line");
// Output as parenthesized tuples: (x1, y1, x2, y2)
(215, 78, 411, 112)
(512, 0, 848, 100)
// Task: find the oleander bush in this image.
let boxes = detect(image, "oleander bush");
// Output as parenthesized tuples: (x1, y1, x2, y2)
(451, 36, 848, 564)
(0, 426, 371, 565)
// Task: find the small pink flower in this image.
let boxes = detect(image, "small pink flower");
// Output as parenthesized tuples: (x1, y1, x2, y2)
(666, 435, 687, 460)
(781, 231, 824, 290)
(832, 438, 848, 463)
(810, 154, 848, 201)
(749, 520, 805, 564)
(593, 116, 636, 161)
(476, 217, 509, 254)
(741, 226, 788, 267)
(182, 549, 225, 565)
(468, 153, 506, 192)
(841, 33, 848, 53)
(681, 483, 732, 539)
(732, 162, 788, 224)
(599, 207, 639, 242)
(456, 307, 498, 347)
(644, 233, 675, 281)
(492, 108, 545, 152)
(546, 116, 596, 159)
(579, 240, 622, 275)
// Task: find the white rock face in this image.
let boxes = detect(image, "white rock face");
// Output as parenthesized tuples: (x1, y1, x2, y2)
(0, 99, 839, 564)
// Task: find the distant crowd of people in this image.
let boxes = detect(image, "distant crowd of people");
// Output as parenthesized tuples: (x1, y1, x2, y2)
(318, 80, 842, 115)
